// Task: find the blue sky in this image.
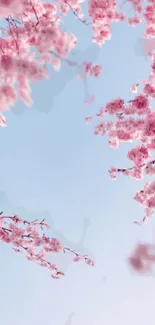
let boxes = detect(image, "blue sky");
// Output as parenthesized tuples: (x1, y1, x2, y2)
(1, 6, 155, 325)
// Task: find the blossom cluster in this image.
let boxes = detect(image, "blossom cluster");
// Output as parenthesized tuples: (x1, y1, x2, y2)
(84, 0, 155, 274)
(129, 243, 155, 273)
(0, 212, 94, 279)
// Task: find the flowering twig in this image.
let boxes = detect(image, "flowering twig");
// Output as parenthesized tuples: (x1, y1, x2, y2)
(0, 212, 94, 279)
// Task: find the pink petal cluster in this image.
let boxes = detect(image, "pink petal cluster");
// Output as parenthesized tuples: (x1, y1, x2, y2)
(0, 0, 104, 124)
(81, 0, 155, 274)
(129, 243, 155, 274)
(87, 52, 155, 233)
(0, 212, 94, 279)
(88, 0, 125, 46)
(127, 145, 150, 166)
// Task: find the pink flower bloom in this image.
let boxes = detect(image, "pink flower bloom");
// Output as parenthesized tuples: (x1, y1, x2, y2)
(143, 83, 155, 98)
(130, 84, 138, 93)
(129, 243, 155, 274)
(94, 122, 107, 136)
(0, 113, 6, 125)
(144, 112, 155, 137)
(73, 256, 81, 262)
(109, 167, 118, 180)
(85, 116, 92, 124)
(127, 145, 150, 166)
(105, 99, 125, 114)
(132, 94, 149, 115)
(128, 17, 142, 26)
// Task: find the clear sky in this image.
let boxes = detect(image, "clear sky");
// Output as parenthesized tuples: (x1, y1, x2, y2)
(0, 4, 155, 325)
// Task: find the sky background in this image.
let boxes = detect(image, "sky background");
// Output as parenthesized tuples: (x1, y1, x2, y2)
(1, 3, 155, 325)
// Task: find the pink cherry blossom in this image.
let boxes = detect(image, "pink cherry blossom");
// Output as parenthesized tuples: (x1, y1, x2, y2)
(129, 243, 155, 274)
(127, 145, 150, 166)
(0, 212, 94, 279)
(130, 84, 139, 94)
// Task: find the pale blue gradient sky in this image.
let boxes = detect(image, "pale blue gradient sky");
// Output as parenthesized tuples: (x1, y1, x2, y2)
(0, 6, 155, 325)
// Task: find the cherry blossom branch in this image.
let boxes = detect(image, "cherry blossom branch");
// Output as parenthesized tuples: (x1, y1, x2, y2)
(0, 212, 94, 279)
(5, 16, 19, 53)
(30, 1, 39, 27)
(64, 0, 91, 25)
(63, 247, 94, 265)
(109, 159, 155, 179)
